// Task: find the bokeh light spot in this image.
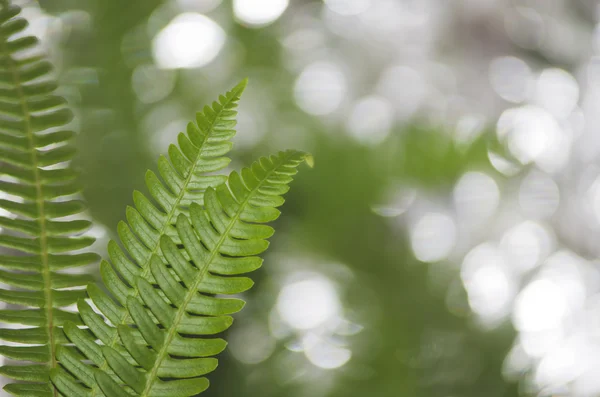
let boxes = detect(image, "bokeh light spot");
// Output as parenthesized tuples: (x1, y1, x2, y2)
(229, 322, 276, 365)
(132, 64, 176, 104)
(294, 61, 346, 116)
(277, 275, 341, 330)
(489, 56, 533, 103)
(501, 221, 552, 274)
(513, 279, 567, 332)
(462, 244, 515, 325)
(304, 335, 352, 369)
(234, 0, 289, 27)
(410, 213, 456, 263)
(490, 56, 533, 103)
(347, 95, 394, 145)
(371, 185, 416, 217)
(497, 105, 569, 172)
(453, 172, 500, 224)
(534, 68, 579, 119)
(152, 13, 225, 69)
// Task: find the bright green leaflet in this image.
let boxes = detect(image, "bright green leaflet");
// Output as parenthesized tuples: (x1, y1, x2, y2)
(0, 2, 99, 397)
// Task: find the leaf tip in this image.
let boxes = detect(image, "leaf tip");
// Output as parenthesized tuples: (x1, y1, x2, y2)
(236, 77, 249, 92)
(304, 153, 314, 168)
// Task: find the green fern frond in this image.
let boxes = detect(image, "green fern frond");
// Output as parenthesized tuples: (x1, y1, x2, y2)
(51, 81, 251, 396)
(0, 2, 99, 396)
(53, 147, 311, 397)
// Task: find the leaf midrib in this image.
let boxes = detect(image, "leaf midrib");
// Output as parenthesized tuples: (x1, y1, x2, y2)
(1, 32, 57, 397)
(140, 152, 292, 396)
(90, 88, 243, 397)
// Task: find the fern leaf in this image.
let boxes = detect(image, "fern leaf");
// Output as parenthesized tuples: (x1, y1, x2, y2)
(53, 82, 249, 396)
(0, 2, 98, 396)
(55, 147, 310, 396)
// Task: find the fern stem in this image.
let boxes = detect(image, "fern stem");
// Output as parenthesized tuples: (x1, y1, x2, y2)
(89, 87, 243, 397)
(139, 152, 293, 396)
(0, 31, 58, 397)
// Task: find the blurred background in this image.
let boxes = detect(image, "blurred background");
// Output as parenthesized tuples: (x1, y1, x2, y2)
(11, 0, 600, 395)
